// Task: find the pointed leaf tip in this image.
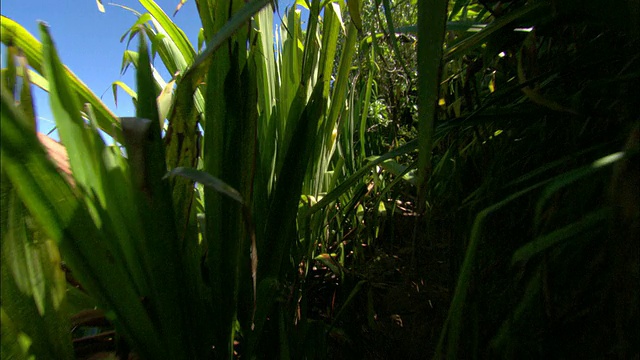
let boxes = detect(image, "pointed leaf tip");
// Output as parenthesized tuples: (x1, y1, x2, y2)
(173, 0, 187, 17)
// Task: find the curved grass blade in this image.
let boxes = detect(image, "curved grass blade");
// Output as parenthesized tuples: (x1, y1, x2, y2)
(3, 44, 37, 130)
(39, 23, 107, 208)
(346, 0, 362, 32)
(303, 139, 418, 218)
(251, 80, 325, 353)
(319, 1, 343, 99)
(112, 80, 138, 107)
(120, 31, 195, 359)
(1, 184, 73, 359)
(434, 150, 630, 358)
(381, 0, 413, 84)
(1, 88, 166, 359)
(512, 208, 611, 265)
(443, 2, 548, 61)
(177, 0, 271, 96)
(166, 164, 259, 330)
(140, 0, 195, 67)
(166, 167, 244, 204)
(1, 16, 122, 141)
(0, 307, 33, 359)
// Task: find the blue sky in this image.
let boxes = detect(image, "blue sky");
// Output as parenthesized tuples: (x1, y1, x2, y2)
(2, 0, 296, 137)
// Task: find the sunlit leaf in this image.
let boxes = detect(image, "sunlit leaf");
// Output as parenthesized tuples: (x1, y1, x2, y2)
(0, 16, 122, 141)
(165, 167, 244, 204)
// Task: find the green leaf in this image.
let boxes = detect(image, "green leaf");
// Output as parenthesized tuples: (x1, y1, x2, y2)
(319, 2, 344, 99)
(346, 0, 362, 32)
(166, 167, 244, 204)
(40, 23, 108, 211)
(251, 80, 325, 352)
(381, 0, 413, 84)
(157, 78, 174, 122)
(1, 181, 73, 359)
(1, 307, 34, 360)
(2, 44, 37, 130)
(314, 253, 341, 275)
(1, 87, 164, 359)
(443, 2, 548, 61)
(512, 208, 611, 264)
(119, 32, 197, 359)
(303, 139, 418, 218)
(140, 0, 195, 67)
(1, 16, 122, 141)
(112, 80, 138, 107)
(177, 0, 272, 96)
(416, 0, 448, 210)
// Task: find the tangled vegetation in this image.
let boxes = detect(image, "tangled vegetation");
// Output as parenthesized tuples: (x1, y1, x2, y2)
(1, 0, 638, 358)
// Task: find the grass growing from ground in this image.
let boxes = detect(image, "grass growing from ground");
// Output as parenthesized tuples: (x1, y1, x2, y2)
(1, 0, 638, 358)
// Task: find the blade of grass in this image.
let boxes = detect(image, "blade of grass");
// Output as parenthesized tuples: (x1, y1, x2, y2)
(251, 80, 325, 354)
(381, 0, 413, 84)
(416, 0, 448, 209)
(121, 30, 194, 359)
(303, 139, 418, 218)
(434, 149, 630, 358)
(443, 2, 548, 61)
(201, 2, 240, 356)
(1, 16, 123, 141)
(1, 88, 166, 359)
(40, 23, 110, 215)
(139, 0, 195, 66)
(512, 208, 611, 264)
(176, 0, 271, 97)
(0, 248, 75, 360)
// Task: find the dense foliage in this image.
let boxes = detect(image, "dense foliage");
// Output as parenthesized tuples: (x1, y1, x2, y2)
(1, 0, 638, 358)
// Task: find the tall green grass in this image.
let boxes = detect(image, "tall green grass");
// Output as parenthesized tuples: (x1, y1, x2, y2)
(3, 0, 638, 358)
(1, 0, 396, 357)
